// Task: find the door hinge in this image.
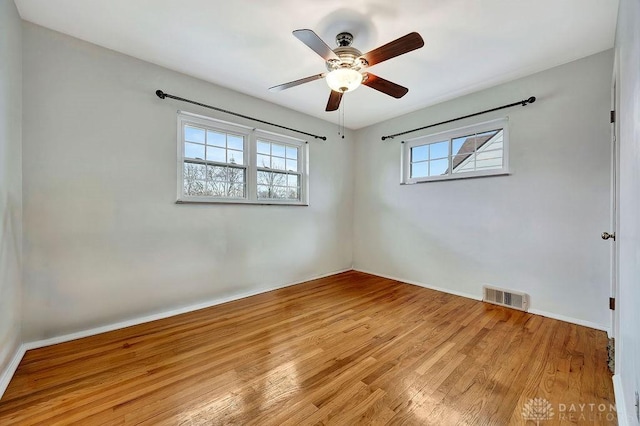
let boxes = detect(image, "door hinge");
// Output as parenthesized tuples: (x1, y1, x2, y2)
(609, 297, 616, 310)
(610, 110, 616, 123)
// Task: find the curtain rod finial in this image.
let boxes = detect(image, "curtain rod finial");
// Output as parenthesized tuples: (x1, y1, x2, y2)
(156, 90, 166, 99)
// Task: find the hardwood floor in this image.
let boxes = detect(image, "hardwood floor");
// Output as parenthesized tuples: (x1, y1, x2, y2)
(0, 271, 616, 425)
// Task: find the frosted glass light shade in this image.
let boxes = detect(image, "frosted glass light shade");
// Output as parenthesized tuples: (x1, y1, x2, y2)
(326, 68, 363, 92)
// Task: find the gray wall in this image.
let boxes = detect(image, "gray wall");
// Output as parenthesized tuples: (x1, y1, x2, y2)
(615, 0, 640, 422)
(353, 50, 613, 330)
(0, 0, 23, 389)
(21, 23, 354, 341)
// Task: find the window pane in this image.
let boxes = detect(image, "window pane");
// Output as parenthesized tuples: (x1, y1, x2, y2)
(287, 187, 299, 200)
(206, 131, 225, 147)
(185, 162, 206, 180)
(257, 170, 286, 186)
(452, 136, 471, 155)
(411, 162, 428, 178)
(209, 181, 227, 196)
(411, 145, 428, 162)
(206, 146, 226, 163)
(475, 150, 503, 170)
(271, 156, 286, 170)
(226, 167, 245, 186)
(184, 179, 207, 196)
(227, 149, 243, 165)
(257, 154, 271, 168)
(185, 126, 205, 143)
(185, 143, 205, 160)
(228, 183, 245, 198)
(272, 186, 286, 199)
(453, 132, 494, 155)
(476, 161, 503, 170)
(227, 135, 244, 151)
(286, 146, 298, 160)
(285, 159, 298, 172)
(452, 152, 476, 173)
(476, 130, 500, 140)
(200, 183, 213, 196)
(207, 165, 227, 182)
(287, 174, 299, 187)
(429, 141, 448, 160)
(272, 144, 286, 157)
(429, 159, 448, 176)
(257, 184, 270, 199)
(452, 131, 503, 173)
(257, 141, 270, 154)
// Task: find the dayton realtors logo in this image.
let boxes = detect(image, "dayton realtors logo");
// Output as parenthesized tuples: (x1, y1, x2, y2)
(521, 398, 617, 423)
(522, 398, 554, 425)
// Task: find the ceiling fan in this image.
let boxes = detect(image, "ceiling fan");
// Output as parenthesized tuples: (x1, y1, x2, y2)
(269, 29, 424, 111)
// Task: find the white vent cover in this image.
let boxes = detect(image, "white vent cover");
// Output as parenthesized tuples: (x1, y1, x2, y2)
(483, 285, 529, 311)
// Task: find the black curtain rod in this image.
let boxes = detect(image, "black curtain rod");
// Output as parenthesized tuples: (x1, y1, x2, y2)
(155, 90, 327, 141)
(381, 96, 536, 141)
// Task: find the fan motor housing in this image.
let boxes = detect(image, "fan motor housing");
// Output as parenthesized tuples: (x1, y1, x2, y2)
(326, 46, 365, 72)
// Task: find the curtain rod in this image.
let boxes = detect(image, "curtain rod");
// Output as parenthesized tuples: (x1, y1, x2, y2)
(155, 90, 327, 141)
(381, 96, 536, 141)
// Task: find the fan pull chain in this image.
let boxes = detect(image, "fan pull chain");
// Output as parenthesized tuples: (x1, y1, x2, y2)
(338, 94, 345, 139)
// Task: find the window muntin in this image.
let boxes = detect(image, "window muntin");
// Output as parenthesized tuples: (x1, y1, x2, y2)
(178, 112, 308, 205)
(402, 118, 509, 183)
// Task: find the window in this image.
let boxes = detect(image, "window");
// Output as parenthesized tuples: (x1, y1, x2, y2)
(177, 112, 308, 204)
(256, 139, 301, 201)
(402, 118, 509, 184)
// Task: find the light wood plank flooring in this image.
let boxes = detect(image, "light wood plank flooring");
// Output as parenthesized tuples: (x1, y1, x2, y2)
(0, 271, 616, 425)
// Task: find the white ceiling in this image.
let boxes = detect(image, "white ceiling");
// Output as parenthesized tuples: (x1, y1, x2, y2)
(15, 0, 618, 129)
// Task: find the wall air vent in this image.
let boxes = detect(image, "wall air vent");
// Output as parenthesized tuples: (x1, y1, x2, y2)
(483, 285, 529, 312)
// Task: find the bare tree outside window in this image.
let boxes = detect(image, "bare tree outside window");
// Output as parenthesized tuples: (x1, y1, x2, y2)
(184, 159, 245, 198)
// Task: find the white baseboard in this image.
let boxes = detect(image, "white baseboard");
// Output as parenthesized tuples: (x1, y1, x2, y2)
(353, 268, 482, 301)
(528, 308, 610, 334)
(353, 268, 610, 333)
(0, 344, 27, 400)
(613, 374, 630, 426)
(23, 268, 352, 351)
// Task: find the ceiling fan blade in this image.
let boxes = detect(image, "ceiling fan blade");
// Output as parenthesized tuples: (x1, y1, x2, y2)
(293, 29, 339, 61)
(326, 90, 343, 111)
(360, 32, 424, 67)
(269, 73, 326, 92)
(362, 73, 409, 98)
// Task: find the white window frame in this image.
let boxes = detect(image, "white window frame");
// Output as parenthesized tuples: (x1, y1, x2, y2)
(401, 117, 510, 184)
(177, 111, 309, 205)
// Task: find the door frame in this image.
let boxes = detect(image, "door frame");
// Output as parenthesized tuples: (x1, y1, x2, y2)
(610, 53, 621, 350)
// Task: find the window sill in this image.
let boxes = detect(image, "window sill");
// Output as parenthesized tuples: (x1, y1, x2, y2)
(402, 170, 510, 184)
(176, 198, 309, 206)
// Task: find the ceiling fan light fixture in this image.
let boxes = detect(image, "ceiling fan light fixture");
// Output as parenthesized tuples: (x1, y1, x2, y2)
(326, 68, 363, 93)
